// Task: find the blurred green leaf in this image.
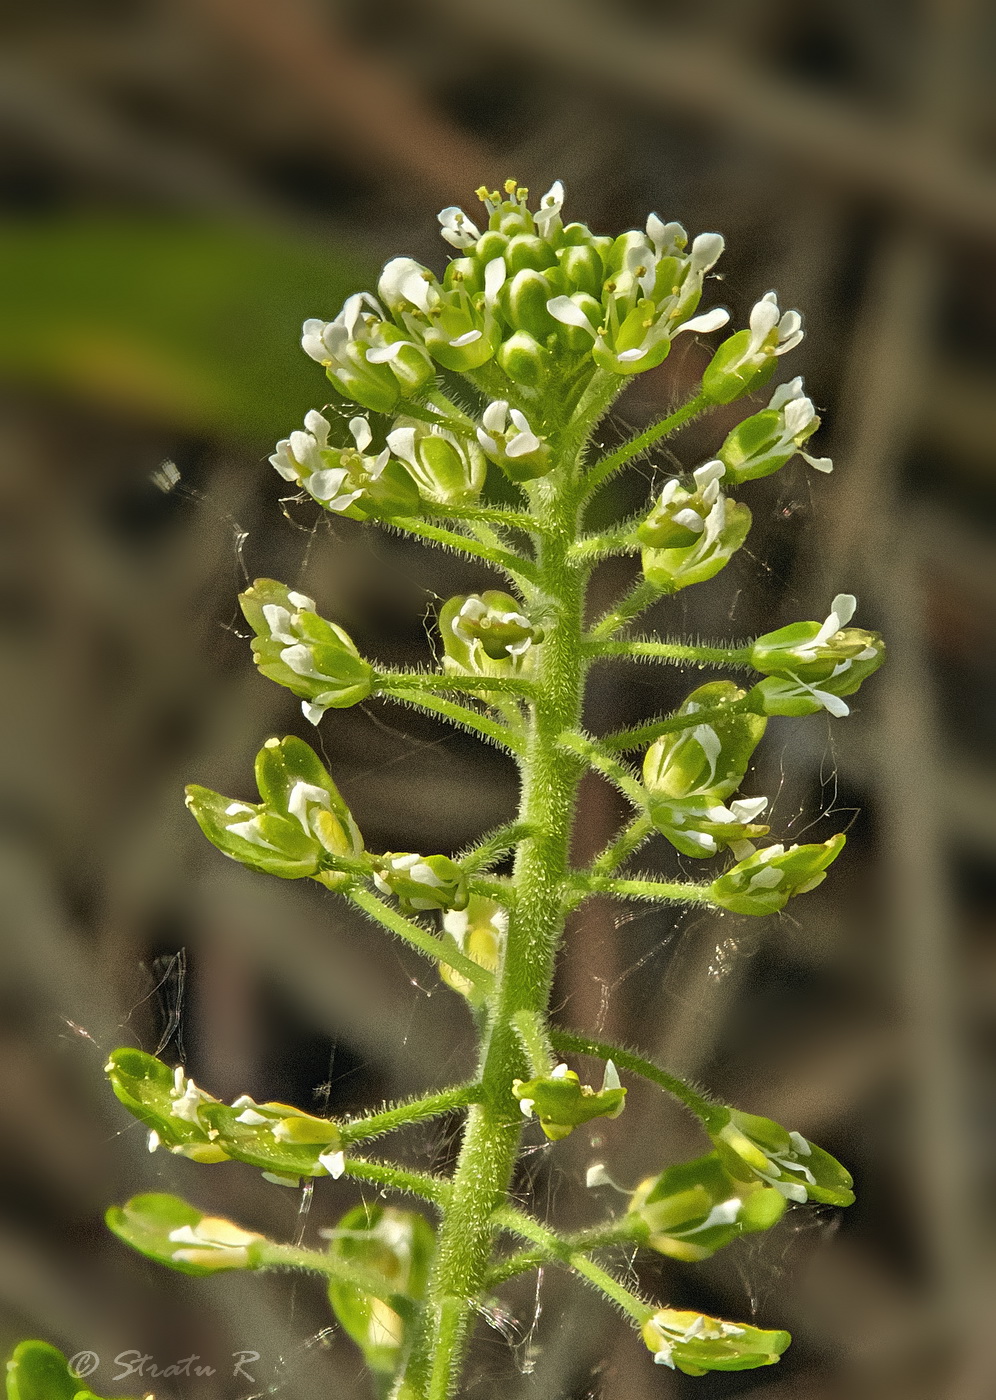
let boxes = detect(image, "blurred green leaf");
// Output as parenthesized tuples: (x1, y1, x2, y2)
(0, 219, 374, 441)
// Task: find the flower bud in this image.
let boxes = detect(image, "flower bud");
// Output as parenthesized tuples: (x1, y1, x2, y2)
(373, 853, 469, 913)
(641, 1308, 790, 1375)
(106, 1193, 267, 1276)
(477, 400, 552, 481)
(439, 896, 507, 1003)
(642, 682, 767, 802)
(710, 1108, 855, 1206)
(718, 377, 832, 483)
(637, 461, 725, 549)
(387, 420, 486, 507)
(239, 578, 375, 723)
(439, 592, 542, 675)
(708, 833, 846, 916)
(326, 1204, 435, 1376)
(504, 233, 557, 274)
(628, 1151, 786, 1261)
(556, 242, 604, 297)
(702, 291, 804, 404)
(512, 1060, 626, 1141)
(650, 794, 770, 859)
(186, 736, 363, 885)
(497, 329, 548, 387)
(270, 410, 421, 520)
(641, 495, 751, 593)
(502, 267, 560, 339)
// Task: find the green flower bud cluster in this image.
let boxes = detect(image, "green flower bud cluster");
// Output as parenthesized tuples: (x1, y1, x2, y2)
(240, 578, 375, 724)
(270, 409, 421, 519)
(439, 591, 542, 676)
(717, 376, 832, 483)
(709, 833, 847, 916)
(5, 1341, 146, 1400)
(702, 290, 804, 404)
(746, 593, 885, 717)
(107, 1193, 267, 1276)
(710, 1107, 855, 1206)
(326, 1204, 435, 1377)
(628, 1150, 786, 1262)
(641, 1309, 790, 1376)
(642, 682, 769, 858)
(105, 1048, 346, 1184)
(439, 895, 507, 1004)
(512, 1060, 626, 1141)
(185, 736, 363, 886)
(372, 852, 468, 913)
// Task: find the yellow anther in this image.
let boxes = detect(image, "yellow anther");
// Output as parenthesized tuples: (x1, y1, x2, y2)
(504, 178, 519, 194)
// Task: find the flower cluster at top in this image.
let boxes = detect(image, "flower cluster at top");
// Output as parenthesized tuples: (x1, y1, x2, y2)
(267, 178, 832, 523)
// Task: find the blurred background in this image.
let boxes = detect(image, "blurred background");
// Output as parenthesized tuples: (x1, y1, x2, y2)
(1, 1, 994, 1397)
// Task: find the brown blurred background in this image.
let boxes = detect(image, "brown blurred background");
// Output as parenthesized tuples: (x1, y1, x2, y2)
(1, 2, 994, 1397)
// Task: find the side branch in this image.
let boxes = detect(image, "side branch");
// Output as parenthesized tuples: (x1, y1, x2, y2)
(340, 1084, 481, 1147)
(588, 578, 664, 641)
(342, 1157, 453, 1208)
(492, 1208, 654, 1325)
(457, 821, 531, 873)
(558, 731, 647, 808)
(379, 688, 525, 754)
(600, 696, 753, 751)
(379, 672, 536, 699)
(397, 517, 540, 588)
(347, 886, 495, 994)
(549, 1030, 721, 1128)
(588, 638, 752, 668)
(581, 392, 709, 500)
(573, 873, 713, 907)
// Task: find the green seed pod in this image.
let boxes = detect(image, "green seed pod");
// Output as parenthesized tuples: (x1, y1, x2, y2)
(708, 834, 846, 917)
(387, 420, 486, 507)
(326, 1204, 435, 1377)
(503, 267, 560, 339)
(702, 292, 803, 404)
(512, 1060, 626, 1141)
(239, 578, 375, 722)
(710, 1107, 855, 1206)
(373, 853, 469, 913)
(504, 233, 557, 274)
(641, 497, 751, 593)
(106, 1194, 267, 1276)
(628, 1150, 786, 1261)
(641, 1309, 790, 1376)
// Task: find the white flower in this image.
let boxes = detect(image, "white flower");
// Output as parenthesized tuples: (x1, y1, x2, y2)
(766, 378, 833, 473)
(477, 400, 542, 460)
(746, 291, 804, 358)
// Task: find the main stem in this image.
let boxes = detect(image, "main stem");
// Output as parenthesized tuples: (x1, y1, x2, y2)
(394, 450, 592, 1400)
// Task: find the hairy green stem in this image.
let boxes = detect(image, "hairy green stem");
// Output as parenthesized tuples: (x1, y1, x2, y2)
(380, 688, 524, 754)
(340, 1085, 482, 1146)
(379, 673, 536, 698)
(395, 402, 612, 1400)
(590, 639, 752, 666)
(590, 813, 655, 876)
(582, 393, 709, 500)
(588, 578, 664, 641)
(548, 1030, 721, 1128)
(347, 887, 495, 994)
(395, 517, 539, 588)
(600, 696, 753, 751)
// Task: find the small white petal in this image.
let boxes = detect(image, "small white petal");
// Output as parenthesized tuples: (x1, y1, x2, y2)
(550, 1063, 570, 1079)
(484, 256, 507, 302)
(601, 1059, 621, 1092)
(318, 1149, 346, 1179)
(673, 306, 730, 335)
(518, 1098, 535, 1118)
(349, 417, 372, 451)
(546, 296, 597, 333)
(449, 329, 482, 347)
(831, 593, 857, 627)
(482, 400, 508, 432)
(506, 431, 542, 458)
(616, 347, 647, 362)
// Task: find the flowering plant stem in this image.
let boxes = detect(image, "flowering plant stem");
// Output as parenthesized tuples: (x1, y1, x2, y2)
(86, 180, 878, 1400)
